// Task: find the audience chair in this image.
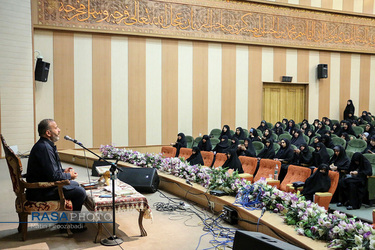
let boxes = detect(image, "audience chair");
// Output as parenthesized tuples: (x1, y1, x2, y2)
(326, 148, 334, 159)
(209, 128, 221, 139)
(210, 138, 220, 150)
(213, 153, 227, 168)
(256, 129, 263, 136)
(178, 148, 192, 160)
(281, 165, 311, 193)
(253, 159, 281, 184)
(331, 137, 346, 148)
(331, 134, 338, 138)
(346, 138, 367, 153)
(243, 129, 249, 138)
(192, 136, 202, 148)
(308, 146, 315, 154)
(303, 135, 309, 144)
(270, 133, 278, 141)
(185, 135, 194, 149)
(278, 133, 292, 141)
(238, 156, 258, 182)
(273, 143, 280, 154)
(280, 123, 286, 130)
(266, 122, 273, 129)
(331, 119, 339, 125)
(346, 150, 355, 160)
(252, 141, 264, 155)
(161, 146, 177, 158)
(200, 151, 214, 167)
(314, 170, 339, 210)
(0, 134, 73, 241)
(352, 126, 364, 137)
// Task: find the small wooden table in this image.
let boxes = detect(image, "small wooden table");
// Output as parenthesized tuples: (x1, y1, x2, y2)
(83, 180, 151, 243)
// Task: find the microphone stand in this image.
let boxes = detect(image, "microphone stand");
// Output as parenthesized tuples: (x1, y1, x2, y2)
(69, 140, 123, 246)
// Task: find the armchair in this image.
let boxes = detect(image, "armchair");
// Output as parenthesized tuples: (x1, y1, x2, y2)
(1, 134, 73, 241)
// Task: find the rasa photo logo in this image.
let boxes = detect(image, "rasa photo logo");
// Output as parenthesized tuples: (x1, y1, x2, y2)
(31, 211, 112, 224)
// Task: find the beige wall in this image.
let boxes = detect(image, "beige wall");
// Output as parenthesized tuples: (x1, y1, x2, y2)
(2, 0, 375, 155)
(0, 0, 34, 156)
(33, 29, 375, 149)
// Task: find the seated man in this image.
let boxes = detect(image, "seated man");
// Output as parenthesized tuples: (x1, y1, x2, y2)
(26, 119, 87, 230)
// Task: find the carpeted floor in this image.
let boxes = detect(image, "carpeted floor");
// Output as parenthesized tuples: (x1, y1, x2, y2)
(0, 159, 239, 250)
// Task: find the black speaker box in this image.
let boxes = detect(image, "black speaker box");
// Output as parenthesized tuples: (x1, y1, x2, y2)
(233, 230, 303, 250)
(35, 58, 50, 82)
(317, 64, 328, 79)
(118, 167, 160, 193)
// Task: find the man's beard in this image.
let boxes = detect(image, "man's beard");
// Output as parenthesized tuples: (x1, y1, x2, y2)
(51, 135, 59, 143)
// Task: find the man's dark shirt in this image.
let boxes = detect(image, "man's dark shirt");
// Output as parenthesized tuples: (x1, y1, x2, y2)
(26, 137, 72, 200)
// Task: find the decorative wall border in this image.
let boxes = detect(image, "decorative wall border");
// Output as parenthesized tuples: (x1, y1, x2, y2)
(35, 0, 375, 53)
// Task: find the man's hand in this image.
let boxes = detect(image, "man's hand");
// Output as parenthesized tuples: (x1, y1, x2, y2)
(69, 169, 78, 179)
(64, 167, 73, 173)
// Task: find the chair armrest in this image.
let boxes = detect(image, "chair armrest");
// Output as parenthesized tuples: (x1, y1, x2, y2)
(266, 179, 280, 189)
(314, 192, 332, 197)
(238, 173, 252, 182)
(21, 179, 70, 189)
(286, 183, 304, 193)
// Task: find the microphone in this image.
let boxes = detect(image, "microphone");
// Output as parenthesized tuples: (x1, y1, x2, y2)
(64, 135, 82, 146)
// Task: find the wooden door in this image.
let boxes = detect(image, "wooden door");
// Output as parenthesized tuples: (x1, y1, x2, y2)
(263, 83, 307, 124)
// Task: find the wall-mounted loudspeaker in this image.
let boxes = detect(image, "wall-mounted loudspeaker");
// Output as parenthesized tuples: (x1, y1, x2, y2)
(35, 58, 50, 82)
(317, 64, 328, 79)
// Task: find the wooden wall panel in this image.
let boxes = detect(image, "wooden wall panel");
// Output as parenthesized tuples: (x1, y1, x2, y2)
(299, 0, 311, 6)
(193, 42, 208, 137)
(92, 34, 111, 147)
(248, 46, 263, 128)
(343, 0, 354, 11)
(128, 37, 146, 146)
(318, 51, 331, 119)
(221, 44, 236, 129)
(359, 54, 371, 113)
(321, 0, 333, 9)
(162, 40, 179, 144)
(363, 0, 374, 14)
(53, 32, 74, 150)
(273, 48, 287, 82)
(340, 53, 352, 119)
(297, 50, 309, 83)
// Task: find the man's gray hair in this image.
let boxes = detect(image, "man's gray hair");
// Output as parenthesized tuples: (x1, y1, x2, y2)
(38, 119, 54, 136)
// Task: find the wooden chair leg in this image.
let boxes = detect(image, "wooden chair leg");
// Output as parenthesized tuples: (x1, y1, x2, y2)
(18, 213, 28, 241)
(138, 210, 147, 237)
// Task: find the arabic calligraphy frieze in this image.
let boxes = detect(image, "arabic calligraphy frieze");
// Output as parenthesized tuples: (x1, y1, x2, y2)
(36, 0, 375, 53)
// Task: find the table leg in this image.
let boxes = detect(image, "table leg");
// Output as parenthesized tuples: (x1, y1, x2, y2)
(94, 222, 103, 243)
(138, 210, 147, 237)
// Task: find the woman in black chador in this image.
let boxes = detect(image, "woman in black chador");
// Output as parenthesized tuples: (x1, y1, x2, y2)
(257, 120, 268, 133)
(261, 128, 273, 143)
(290, 129, 306, 148)
(274, 139, 294, 181)
(233, 127, 246, 140)
(343, 99, 355, 121)
(213, 135, 230, 153)
(219, 125, 232, 140)
(292, 143, 312, 166)
(331, 122, 342, 136)
(338, 152, 372, 210)
(301, 164, 331, 201)
(286, 120, 296, 135)
(237, 138, 256, 157)
(338, 120, 356, 137)
(222, 149, 244, 173)
(171, 133, 187, 157)
(248, 128, 261, 142)
(186, 147, 204, 166)
(321, 134, 335, 149)
(362, 136, 375, 154)
(315, 122, 327, 136)
(329, 145, 350, 202)
(257, 139, 275, 159)
(272, 122, 284, 136)
(228, 137, 240, 151)
(198, 135, 212, 152)
(311, 142, 330, 167)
